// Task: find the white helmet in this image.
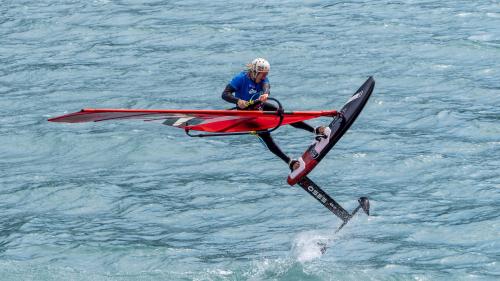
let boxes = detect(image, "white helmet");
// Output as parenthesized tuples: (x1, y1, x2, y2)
(250, 58, 270, 73)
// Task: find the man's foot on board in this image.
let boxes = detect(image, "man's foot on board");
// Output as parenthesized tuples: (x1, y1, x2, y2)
(314, 126, 327, 141)
(289, 159, 300, 171)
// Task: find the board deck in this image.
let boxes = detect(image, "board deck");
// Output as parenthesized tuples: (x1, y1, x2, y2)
(287, 77, 375, 185)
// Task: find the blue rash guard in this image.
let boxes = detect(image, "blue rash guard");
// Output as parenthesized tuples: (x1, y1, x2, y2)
(229, 71, 269, 101)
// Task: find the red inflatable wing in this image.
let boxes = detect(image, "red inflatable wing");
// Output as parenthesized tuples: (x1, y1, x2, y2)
(48, 109, 338, 133)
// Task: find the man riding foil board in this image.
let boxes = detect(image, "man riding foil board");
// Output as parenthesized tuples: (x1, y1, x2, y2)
(47, 58, 374, 249)
(221, 58, 327, 170)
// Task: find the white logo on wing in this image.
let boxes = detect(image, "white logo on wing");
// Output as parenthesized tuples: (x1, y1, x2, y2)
(173, 117, 195, 126)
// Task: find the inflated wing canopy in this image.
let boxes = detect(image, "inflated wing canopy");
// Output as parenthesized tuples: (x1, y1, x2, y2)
(48, 109, 338, 133)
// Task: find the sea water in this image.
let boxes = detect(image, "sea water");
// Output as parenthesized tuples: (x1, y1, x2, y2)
(1, 1, 499, 280)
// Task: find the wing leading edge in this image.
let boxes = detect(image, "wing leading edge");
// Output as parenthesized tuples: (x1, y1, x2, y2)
(48, 109, 338, 133)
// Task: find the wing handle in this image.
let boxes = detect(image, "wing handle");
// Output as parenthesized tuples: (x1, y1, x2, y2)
(185, 97, 284, 137)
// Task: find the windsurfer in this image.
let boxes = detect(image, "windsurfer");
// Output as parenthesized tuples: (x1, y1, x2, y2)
(221, 58, 325, 170)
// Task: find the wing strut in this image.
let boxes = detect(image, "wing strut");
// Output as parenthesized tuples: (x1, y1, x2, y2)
(184, 98, 284, 137)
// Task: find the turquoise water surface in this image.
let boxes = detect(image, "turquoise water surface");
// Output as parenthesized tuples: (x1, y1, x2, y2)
(1, 1, 499, 280)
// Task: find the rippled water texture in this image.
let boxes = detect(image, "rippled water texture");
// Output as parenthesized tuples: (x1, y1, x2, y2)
(1, 1, 499, 280)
